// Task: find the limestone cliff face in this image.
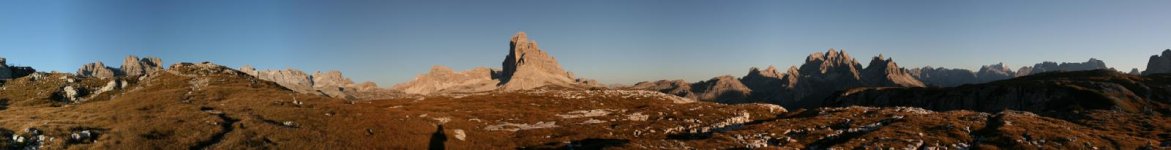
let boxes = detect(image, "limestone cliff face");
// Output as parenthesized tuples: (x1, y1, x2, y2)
(76, 55, 165, 79)
(497, 32, 584, 91)
(392, 32, 596, 94)
(240, 66, 314, 93)
(391, 66, 500, 95)
(312, 70, 355, 89)
(239, 65, 381, 99)
(121, 55, 164, 77)
(77, 61, 118, 79)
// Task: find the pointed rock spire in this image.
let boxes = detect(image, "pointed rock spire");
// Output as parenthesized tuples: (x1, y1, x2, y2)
(498, 32, 582, 90)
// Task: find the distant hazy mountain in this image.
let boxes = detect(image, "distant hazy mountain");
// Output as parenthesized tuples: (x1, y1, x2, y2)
(629, 49, 926, 108)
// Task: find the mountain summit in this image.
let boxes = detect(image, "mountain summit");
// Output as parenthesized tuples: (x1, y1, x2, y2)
(393, 32, 596, 94)
(497, 32, 584, 90)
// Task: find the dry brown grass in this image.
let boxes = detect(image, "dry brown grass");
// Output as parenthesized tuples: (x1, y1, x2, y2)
(0, 68, 1167, 149)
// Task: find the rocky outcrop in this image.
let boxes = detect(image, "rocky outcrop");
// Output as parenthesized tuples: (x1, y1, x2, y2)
(1129, 68, 1141, 75)
(826, 70, 1169, 115)
(120, 55, 164, 77)
(238, 65, 380, 99)
(169, 62, 246, 77)
(0, 57, 36, 81)
(312, 71, 354, 89)
(628, 76, 754, 104)
(629, 80, 696, 99)
(76, 55, 165, 79)
(391, 66, 500, 95)
(497, 32, 590, 91)
(392, 32, 596, 94)
(1143, 49, 1171, 75)
(240, 66, 315, 93)
(77, 62, 118, 79)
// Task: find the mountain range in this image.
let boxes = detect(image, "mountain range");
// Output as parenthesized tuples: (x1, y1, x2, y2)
(1, 32, 1169, 149)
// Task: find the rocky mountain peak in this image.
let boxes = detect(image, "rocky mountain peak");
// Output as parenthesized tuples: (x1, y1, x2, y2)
(121, 55, 164, 77)
(1144, 49, 1171, 75)
(745, 65, 782, 79)
(75, 55, 165, 78)
(497, 32, 582, 90)
(393, 32, 595, 94)
(77, 61, 117, 79)
(312, 70, 355, 88)
(800, 48, 863, 77)
(862, 55, 924, 87)
(978, 63, 1012, 74)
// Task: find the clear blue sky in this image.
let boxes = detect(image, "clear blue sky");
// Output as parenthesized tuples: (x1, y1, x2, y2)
(2, 0, 1170, 86)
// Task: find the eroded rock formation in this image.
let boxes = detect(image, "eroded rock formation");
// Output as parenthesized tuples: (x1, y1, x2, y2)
(76, 55, 165, 79)
(391, 66, 500, 95)
(77, 62, 118, 79)
(121, 55, 164, 77)
(239, 65, 381, 99)
(392, 32, 597, 94)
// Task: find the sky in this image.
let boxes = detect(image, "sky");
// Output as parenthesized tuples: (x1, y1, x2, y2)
(2, 0, 1170, 86)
